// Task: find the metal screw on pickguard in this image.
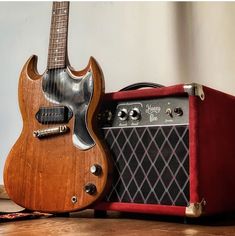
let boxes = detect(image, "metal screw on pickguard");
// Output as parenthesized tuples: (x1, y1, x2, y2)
(71, 196, 77, 204)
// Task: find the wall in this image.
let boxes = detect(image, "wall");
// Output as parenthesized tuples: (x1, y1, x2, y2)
(1, 2, 235, 184)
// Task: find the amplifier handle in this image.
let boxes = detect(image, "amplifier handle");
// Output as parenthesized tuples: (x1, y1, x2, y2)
(119, 82, 165, 91)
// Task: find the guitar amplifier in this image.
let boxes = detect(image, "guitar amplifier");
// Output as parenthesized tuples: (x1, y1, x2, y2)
(93, 83, 235, 217)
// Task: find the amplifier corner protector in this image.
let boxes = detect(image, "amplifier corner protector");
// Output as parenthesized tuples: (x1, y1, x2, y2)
(183, 83, 205, 101)
(185, 199, 206, 218)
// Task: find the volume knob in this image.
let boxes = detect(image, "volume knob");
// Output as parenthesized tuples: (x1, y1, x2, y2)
(84, 183, 97, 195)
(90, 164, 102, 176)
(129, 108, 141, 121)
(117, 108, 128, 121)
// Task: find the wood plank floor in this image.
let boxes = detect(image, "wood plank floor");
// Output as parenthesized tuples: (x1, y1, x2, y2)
(1, 210, 235, 236)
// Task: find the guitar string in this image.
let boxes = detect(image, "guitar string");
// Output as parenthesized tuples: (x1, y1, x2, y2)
(63, 1, 77, 202)
(54, 1, 60, 126)
(63, 1, 68, 122)
(43, 1, 51, 129)
(64, 0, 76, 203)
(53, 1, 61, 126)
(54, 1, 59, 126)
(57, 2, 67, 126)
(50, 1, 56, 127)
(46, 1, 55, 128)
(47, 1, 54, 128)
(62, 1, 77, 204)
(62, 1, 67, 121)
(50, 2, 54, 126)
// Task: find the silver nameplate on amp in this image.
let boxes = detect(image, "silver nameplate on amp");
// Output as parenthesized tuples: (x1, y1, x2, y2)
(100, 97, 189, 128)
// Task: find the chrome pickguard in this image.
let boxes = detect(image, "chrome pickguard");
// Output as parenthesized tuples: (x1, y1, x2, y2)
(42, 68, 94, 150)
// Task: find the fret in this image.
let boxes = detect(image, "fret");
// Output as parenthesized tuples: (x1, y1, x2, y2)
(50, 34, 68, 38)
(51, 20, 68, 25)
(53, 7, 69, 10)
(51, 23, 68, 28)
(47, 62, 67, 69)
(47, 1, 69, 69)
(48, 54, 66, 58)
(48, 49, 66, 52)
(52, 14, 68, 17)
(48, 55, 66, 59)
(51, 17, 68, 21)
(49, 44, 66, 48)
(48, 61, 66, 64)
(49, 47, 66, 51)
(48, 54, 65, 57)
(51, 20, 68, 24)
(51, 28, 68, 33)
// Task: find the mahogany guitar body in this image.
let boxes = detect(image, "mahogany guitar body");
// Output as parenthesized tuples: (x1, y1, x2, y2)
(4, 55, 112, 213)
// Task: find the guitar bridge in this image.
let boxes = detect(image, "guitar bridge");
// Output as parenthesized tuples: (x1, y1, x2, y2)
(33, 125, 69, 139)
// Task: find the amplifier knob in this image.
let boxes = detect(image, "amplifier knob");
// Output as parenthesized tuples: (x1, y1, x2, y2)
(129, 108, 141, 121)
(117, 108, 128, 121)
(84, 183, 97, 195)
(174, 107, 183, 116)
(165, 108, 173, 118)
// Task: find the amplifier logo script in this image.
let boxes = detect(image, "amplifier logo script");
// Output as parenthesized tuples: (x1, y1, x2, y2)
(145, 104, 161, 122)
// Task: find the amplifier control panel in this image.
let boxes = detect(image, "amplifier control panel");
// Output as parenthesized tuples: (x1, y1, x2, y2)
(99, 96, 189, 128)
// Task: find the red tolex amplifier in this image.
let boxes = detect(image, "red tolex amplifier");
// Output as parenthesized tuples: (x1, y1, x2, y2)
(94, 83, 235, 217)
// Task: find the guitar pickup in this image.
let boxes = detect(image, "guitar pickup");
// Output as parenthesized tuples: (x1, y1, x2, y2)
(35, 106, 73, 124)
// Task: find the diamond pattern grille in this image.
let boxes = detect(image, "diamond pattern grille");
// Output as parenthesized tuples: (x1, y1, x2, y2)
(102, 125, 189, 206)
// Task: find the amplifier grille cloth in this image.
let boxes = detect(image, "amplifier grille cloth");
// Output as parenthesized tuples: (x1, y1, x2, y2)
(103, 125, 189, 206)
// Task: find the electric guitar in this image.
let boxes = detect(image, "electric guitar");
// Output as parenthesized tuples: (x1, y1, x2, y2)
(4, 2, 111, 213)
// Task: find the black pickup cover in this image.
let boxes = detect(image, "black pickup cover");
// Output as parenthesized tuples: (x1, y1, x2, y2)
(35, 106, 73, 124)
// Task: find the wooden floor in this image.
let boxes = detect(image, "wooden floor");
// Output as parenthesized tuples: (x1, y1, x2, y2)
(1, 210, 235, 236)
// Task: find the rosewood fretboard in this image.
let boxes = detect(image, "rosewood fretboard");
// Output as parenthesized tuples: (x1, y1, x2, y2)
(47, 2, 69, 70)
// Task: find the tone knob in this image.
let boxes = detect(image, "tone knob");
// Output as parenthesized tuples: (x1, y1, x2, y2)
(84, 183, 97, 195)
(90, 164, 102, 176)
(117, 108, 128, 121)
(129, 108, 141, 121)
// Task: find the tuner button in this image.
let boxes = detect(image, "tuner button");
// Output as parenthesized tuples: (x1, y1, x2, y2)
(174, 107, 183, 116)
(90, 164, 102, 176)
(84, 183, 97, 195)
(117, 108, 128, 121)
(129, 108, 141, 121)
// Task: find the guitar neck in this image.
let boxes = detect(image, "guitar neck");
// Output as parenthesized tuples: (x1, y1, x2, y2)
(47, 1, 70, 70)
